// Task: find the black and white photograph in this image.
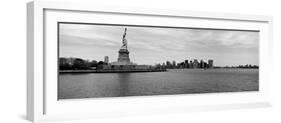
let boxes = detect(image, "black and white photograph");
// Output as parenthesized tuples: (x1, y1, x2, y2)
(58, 22, 259, 100)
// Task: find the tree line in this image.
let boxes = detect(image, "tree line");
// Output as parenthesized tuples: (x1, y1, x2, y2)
(59, 57, 107, 70)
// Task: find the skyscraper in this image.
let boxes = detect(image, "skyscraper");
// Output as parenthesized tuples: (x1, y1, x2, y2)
(172, 60, 176, 68)
(190, 61, 193, 68)
(200, 59, 204, 68)
(208, 59, 214, 68)
(204, 62, 208, 69)
(166, 61, 172, 68)
(193, 59, 199, 68)
(104, 56, 109, 64)
(184, 60, 189, 68)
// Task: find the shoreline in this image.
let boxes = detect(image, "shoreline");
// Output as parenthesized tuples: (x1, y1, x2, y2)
(59, 69, 167, 73)
(59, 68, 258, 74)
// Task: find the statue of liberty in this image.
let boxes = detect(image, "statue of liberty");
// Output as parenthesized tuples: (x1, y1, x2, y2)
(111, 27, 133, 65)
(121, 28, 127, 49)
(113, 27, 131, 64)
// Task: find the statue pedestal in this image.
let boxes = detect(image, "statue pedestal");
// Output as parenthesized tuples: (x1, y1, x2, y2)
(118, 49, 130, 63)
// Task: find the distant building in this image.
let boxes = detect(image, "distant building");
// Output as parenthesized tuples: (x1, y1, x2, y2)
(153, 59, 214, 70)
(193, 59, 199, 68)
(162, 62, 166, 67)
(178, 62, 184, 68)
(166, 61, 172, 68)
(204, 62, 208, 68)
(208, 59, 214, 68)
(172, 60, 176, 68)
(104, 56, 109, 64)
(189, 61, 193, 68)
(184, 60, 189, 68)
(166, 61, 170, 66)
(200, 59, 204, 68)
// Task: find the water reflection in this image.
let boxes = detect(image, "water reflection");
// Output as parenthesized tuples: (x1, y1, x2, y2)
(116, 73, 131, 96)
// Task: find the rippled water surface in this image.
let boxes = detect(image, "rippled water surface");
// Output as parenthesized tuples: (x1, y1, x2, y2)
(58, 69, 258, 99)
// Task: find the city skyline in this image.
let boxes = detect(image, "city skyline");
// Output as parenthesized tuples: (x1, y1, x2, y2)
(59, 23, 259, 66)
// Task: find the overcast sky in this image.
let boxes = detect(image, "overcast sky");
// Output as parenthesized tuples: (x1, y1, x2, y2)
(59, 23, 259, 66)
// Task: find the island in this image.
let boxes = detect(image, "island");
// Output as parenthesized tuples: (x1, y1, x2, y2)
(59, 28, 167, 73)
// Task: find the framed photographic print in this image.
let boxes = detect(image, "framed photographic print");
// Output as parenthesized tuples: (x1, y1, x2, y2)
(27, 0, 273, 122)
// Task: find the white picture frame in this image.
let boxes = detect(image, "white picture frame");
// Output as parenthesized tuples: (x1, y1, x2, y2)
(27, 0, 273, 122)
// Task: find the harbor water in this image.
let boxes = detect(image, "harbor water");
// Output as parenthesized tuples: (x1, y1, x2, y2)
(58, 69, 258, 99)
